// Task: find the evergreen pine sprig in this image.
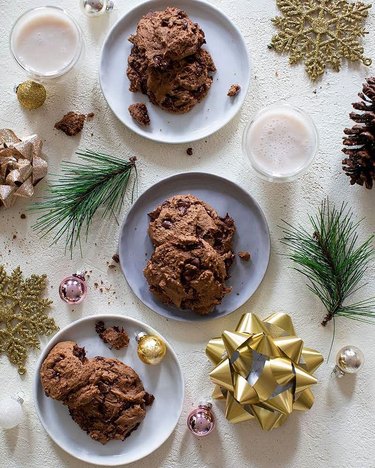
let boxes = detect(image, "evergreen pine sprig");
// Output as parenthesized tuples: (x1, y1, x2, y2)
(281, 200, 375, 326)
(31, 149, 137, 255)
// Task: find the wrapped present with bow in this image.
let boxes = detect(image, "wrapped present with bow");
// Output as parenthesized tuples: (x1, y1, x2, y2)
(0, 129, 47, 208)
(206, 312, 324, 430)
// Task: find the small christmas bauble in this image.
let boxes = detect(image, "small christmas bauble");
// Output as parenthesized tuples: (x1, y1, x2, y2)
(80, 0, 114, 16)
(16, 81, 46, 110)
(0, 395, 24, 430)
(187, 402, 215, 437)
(333, 345, 365, 377)
(136, 332, 167, 365)
(59, 272, 87, 305)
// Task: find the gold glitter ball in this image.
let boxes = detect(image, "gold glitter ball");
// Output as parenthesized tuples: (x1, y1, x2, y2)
(270, 0, 372, 81)
(136, 332, 167, 365)
(16, 80, 46, 110)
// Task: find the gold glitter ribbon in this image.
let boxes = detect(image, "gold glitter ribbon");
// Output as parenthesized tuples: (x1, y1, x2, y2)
(0, 129, 47, 208)
(206, 312, 324, 430)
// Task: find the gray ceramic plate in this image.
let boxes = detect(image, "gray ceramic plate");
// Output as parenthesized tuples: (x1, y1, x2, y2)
(99, 0, 250, 144)
(119, 173, 270, 321)
(34, 315, 184, 466)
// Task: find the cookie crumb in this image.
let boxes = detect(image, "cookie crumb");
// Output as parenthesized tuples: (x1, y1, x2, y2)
(86, 112, 95, 120)
(227, 84, 241, 97)
(95, 320, 129, 350)
(20, 213, 26, 219)
(128, 103, 150, 126)
(112, 254, 120, 264)
(238, 251, 251, 261)
(12, 234, 17, 240)
(186, 147, 193, 156)
(55, 112, 86, 136)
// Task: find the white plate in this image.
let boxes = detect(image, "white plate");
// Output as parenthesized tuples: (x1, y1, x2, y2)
(99, 0, 251, 143)
(119, 173, 270, 321)
(33, 315, 184, 466)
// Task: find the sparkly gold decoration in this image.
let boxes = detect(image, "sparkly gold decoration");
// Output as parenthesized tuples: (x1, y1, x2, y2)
(136, 332, 167, 365)
(0, 266, 57, 374)
(270, 0, 372, 81)
(0, 129, 48, 208)
(16, 80, 46, 110)
(206, 312, 323, 430)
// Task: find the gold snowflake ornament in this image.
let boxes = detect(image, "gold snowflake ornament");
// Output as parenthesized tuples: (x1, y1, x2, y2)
(0, 266, 58, 374)
(270, 0, 372, 81)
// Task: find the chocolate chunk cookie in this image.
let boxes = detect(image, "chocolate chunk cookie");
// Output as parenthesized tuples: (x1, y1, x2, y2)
(40, 341, 154, 444)
(146, 49, 216, 114)
(129, 7, 205, 68)
(148, 194, 235, 254)
(126, 7, 216, 114)
(144, 237, 232, 315)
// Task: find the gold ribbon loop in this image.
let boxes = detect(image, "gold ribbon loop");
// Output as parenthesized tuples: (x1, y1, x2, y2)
(0, 130, 47, 208)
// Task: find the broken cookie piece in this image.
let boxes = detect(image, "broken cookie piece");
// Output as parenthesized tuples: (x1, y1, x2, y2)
(129, 103, 150, 126)
(54, 112, 86, 136)
(238, 251, 251, 261)
(227, 84, 241, 97)
(95, 320, 129, 350)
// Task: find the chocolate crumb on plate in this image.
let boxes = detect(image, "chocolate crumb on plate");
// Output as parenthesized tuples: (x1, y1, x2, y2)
(95, 320, 129, 350)
(186, 147, 193, 156)
(128, 103, 150, 126)
(54, 112, 86, 136)
(227, 84, 241, 97)
(238, 251, 251, 261)
(86, 112, 95, 120)
(112, 253, 120, 264)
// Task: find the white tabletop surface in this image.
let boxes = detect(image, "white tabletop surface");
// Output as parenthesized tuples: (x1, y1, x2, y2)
(1, 1, 375, 468)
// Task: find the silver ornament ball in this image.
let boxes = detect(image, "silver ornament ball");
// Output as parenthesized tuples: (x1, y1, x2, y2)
(0, 395, 24, 430)
(333, 345, 365, 377)
(80, 0, 114, 16)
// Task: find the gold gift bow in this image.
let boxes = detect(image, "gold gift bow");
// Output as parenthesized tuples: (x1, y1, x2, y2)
(206, 312, 324, 430)
(0, 129, 47, 208)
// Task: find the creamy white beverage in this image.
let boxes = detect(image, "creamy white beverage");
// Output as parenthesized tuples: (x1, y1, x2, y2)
(243, 105, 318, 181)
(11, 7, 82, 78)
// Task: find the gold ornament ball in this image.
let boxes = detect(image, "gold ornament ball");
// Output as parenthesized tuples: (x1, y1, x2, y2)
(136, 332, 167, 365)
(16, 81, 46, 110)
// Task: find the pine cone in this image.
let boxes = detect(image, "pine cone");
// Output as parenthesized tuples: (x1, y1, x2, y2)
(342, 77, 375, 189)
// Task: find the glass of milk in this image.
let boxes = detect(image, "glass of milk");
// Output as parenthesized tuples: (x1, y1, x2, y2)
(242, 103, 319, 182)
(10, 6, 83, 80)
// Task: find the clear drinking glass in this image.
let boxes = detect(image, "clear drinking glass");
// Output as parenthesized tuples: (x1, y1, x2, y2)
(10, 6, 83, 81)
(242, 103, 319, 183)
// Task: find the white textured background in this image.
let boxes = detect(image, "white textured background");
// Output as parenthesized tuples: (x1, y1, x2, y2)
(1, 1, 375, 467)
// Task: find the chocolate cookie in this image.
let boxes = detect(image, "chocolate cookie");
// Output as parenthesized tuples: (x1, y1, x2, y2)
(126, 7, 216, 114)
(40, 341, 154, 444)
(144, 237, 232, 315)
(148, 194, 235, 254)
(129, 7, 205, 68)
(146, 49, 216, 114)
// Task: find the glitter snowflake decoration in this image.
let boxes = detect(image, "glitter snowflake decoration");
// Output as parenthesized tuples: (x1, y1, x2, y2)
(0, 266, 57, 374)
(270, 0, 372, 80)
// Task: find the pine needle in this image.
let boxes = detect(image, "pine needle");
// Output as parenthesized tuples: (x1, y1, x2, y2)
(31, 149, 137, 256)
(280, 200, 375, 326)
